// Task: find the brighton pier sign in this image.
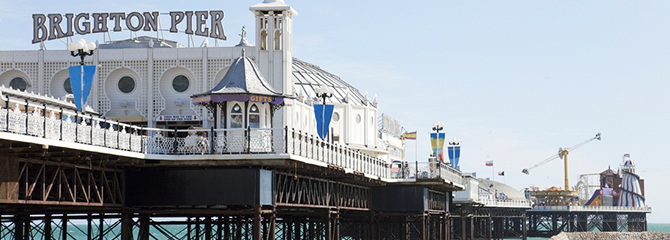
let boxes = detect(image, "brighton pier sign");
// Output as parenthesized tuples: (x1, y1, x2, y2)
(32, 11, 226, 44)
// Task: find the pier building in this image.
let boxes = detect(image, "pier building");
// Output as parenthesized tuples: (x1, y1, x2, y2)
(0, 0, 652, 239)
(0, 0, 464, 239)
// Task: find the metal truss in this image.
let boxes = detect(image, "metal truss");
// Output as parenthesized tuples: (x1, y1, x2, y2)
(274, 171, 370, 210)
(0, 157, 124, 206)
(527, 211, 648, 238)
(0, 212, 122, 240)
(452, 204, 527, 240)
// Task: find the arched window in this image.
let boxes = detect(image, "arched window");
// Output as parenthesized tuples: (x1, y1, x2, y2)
(260, 30, 268, 50)
(249, 104, 260, 128)
(9, 77, 27, 91)
(230, 104, 243, 128)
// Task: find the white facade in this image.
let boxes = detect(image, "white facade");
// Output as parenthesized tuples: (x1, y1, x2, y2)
(0, 0, 403, 163)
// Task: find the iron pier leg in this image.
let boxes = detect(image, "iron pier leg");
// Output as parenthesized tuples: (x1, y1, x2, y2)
(121, 210, 132, 240)
(253, 206, 262, 240)
(470, 216, 474, 240)
(269, 210, 276, 240)
(45, 214, 52, 240)
(462, 216, 466, 240)
(523, 214, 527, 240)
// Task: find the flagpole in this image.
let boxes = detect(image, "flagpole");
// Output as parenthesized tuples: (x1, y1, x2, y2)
(415, 131, 417, 162)
(492, 161, 496, 203)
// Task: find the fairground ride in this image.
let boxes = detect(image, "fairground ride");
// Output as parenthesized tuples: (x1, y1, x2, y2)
(522, 133, 601, 205)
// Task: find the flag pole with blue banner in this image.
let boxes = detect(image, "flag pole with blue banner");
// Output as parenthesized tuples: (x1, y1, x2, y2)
(68, 39, 97, 113)
(314, 86, 334, 140)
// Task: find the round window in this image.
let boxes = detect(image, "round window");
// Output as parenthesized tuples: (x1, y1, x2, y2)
(9, 77, 27, 91)
(356, 114, 361, 123)
(118, 76, 136, 93)
(333, 112, 340, 122)
(64, 78, 72, 94)
(172, 75, 190, 92)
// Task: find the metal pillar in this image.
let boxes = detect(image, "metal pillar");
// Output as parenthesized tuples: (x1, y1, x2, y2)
(253, 206, 262, 240)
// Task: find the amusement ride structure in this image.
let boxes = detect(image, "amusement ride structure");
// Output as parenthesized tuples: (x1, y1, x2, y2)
(522, 132, 601, 205)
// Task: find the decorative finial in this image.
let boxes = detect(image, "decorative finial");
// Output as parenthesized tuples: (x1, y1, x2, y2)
(149, 39, 154, 48)
(236, 26, 252, 47)
(242, 48, 246, 57)
(39, 41, 45, 50)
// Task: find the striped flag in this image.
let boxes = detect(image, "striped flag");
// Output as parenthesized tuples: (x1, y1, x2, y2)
(498, 171, 504, 176)
(485, 160, 493, 167)
(624, 153, 630, 158)
(403, 131, 417, 140)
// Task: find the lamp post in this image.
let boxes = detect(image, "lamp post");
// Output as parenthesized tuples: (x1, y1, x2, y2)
(430, 121, 444, 177)
(431, 121, 444, 135)
(68, 39, 96, 114)
(314, 86, 333, 140)
(431, 121, 444, 160)
(448, 137, 461, 169)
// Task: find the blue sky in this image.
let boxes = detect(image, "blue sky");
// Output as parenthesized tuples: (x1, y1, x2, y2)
(1, 0, 668, 223)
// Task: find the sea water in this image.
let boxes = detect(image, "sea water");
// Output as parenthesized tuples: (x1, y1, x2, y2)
(38, 222, 670, 239)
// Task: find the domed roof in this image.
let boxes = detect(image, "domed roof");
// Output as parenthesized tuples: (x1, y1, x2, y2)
(198, 51, 282, 97)
(292, 58, 371, 106)
(624, 159, 635, 166)
(478, 178, 527, 201)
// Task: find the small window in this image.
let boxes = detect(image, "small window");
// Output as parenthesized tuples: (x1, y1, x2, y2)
(356, 114, 361, 123)
(64, 78, 72, 94)
(9, 77, 27, 91)
(249, 104, 260, 128)
(172, 75, 190, 93)
(333, 112, 340, 122)
(118, 76, 135, 93)
(230, 104, 243, 128)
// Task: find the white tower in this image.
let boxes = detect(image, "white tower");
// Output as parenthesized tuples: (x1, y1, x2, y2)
(250, 0, 297, 128)
(250, 0, 296, 93)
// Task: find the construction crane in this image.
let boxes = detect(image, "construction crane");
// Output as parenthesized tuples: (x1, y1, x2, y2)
(522, 132, 601, 191)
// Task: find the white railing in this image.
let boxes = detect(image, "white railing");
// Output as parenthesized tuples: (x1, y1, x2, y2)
(0, 99, 463, 184)
(396, 161, 462, 185)
(530, 205, 652, 212)
(478, 198, 533, 208)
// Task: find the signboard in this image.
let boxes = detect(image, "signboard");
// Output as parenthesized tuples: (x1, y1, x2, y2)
(380, 114, 403, 137)
(156, 115, 200, 122)
(33, 11, 226, 44)
(192, 94, 285, 105)
(249, 95, 274, 103)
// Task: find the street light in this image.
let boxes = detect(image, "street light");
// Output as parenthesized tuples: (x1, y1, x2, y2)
(314, 86, 333, 105)
(68, 39, 96, 65)
(314, 86, 333, 140)
(68, 39, 96, 113)
(431, 121, 444, 134)
(448, 137, 460, 146)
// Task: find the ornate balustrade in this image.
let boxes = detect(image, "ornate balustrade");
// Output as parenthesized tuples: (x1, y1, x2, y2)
(529, 205, 652, 212)
(477, 198, 533, 208)
(0, 100, 462, 184)
(0, 104, 144, 152)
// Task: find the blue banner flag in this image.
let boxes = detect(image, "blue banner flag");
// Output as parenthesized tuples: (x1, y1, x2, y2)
(314, 104, 334, 139)
(69, 65, 96, 111)
(448, 145, 461, 169)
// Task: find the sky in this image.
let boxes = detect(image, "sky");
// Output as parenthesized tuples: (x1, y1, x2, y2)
(1, 0, 669, 223)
